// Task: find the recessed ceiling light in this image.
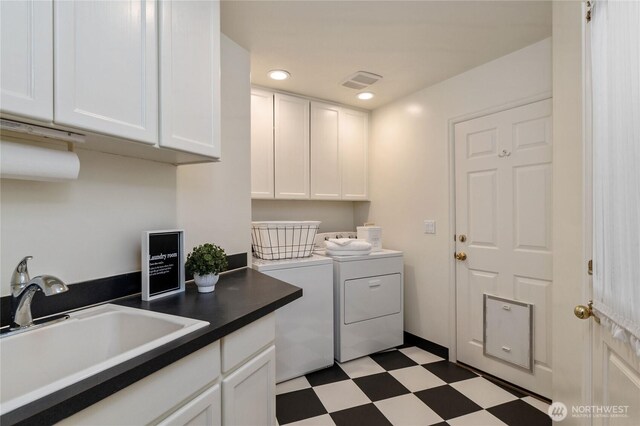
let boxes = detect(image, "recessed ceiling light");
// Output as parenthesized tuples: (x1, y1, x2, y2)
(357, 92, 375, 100)
(268, 70, 291, 81)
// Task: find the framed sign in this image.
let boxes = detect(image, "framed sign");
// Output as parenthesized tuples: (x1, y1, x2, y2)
(142, 230, 185, 301)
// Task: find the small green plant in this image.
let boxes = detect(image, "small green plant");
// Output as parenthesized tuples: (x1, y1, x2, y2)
(185, 243, 228, 276)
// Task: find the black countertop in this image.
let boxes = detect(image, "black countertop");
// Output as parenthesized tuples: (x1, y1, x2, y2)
(2, 267, 301, 426)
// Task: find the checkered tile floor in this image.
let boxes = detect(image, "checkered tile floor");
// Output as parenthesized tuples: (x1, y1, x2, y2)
(276, 346, 551, 426)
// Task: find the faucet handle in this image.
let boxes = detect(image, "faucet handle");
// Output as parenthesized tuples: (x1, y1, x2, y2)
(11, 256, 33, 286)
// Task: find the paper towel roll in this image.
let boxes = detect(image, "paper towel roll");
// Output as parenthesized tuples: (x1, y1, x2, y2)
(1, 141, 80, 182)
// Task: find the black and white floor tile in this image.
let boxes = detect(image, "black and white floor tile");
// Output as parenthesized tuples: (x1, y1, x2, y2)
(276, 346, 551, 426)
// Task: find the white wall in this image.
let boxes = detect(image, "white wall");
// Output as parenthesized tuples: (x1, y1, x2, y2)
(252, 200, 357, 233)
(356, 38, 552, 347)
(0, 149, 177, 295)
(177, 35, 252, 259)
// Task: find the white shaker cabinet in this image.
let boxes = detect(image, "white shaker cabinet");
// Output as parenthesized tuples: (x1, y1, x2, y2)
(222, 345, 276, 426)
(340, 108, 368, 200)
(251, 89, 275, 198)
(58, 341, 221, 426)
(157, 384, 221, 426)
(59, 314, 277, 426)
(0, 0, 53, 121)
(310, 102, 341, 199)
(274, 93, 310, 199)
(310, 103, 368, 200)
(54, 0, 158, 144)
(251, 91, 368, 200)
(159, 0, 221, 158)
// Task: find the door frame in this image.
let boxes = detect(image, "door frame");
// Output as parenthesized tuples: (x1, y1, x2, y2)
(582, 9, 594, 411)
(446, 91, 553, 363)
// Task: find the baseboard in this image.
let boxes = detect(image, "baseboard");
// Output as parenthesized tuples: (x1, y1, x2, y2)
(457, 361, 552, 403)
(402, 331, 449, 359)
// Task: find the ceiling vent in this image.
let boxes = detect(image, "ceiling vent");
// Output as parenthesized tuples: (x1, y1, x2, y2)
(341, 71, 382, 90)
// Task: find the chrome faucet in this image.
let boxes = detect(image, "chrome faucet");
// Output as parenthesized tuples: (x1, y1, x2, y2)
(10, 256, 69, 330)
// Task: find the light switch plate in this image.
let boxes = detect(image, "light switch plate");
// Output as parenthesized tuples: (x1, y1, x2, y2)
(424, 220, 436, 234)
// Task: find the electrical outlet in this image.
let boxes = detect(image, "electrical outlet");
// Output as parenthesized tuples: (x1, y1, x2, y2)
(424, 220, 436, 234)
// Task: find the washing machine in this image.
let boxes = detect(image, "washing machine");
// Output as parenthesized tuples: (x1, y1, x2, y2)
(328, 249, 404, 362)
(252, 254, 334, 383)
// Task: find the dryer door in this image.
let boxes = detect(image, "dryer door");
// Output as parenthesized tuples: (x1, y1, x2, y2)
(344, 273, 401, 324)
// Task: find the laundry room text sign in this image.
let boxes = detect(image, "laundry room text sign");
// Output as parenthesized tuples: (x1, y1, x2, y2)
(142, 230, 185, 301)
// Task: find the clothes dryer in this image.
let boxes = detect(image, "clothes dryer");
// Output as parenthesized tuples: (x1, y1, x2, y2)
(324, 249, 404, 362)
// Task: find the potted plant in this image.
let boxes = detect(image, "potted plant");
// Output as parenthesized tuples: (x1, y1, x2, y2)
(185, 243, 229, 293)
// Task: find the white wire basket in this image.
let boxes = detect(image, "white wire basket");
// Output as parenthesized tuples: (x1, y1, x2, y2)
(251, 221, 321, 260)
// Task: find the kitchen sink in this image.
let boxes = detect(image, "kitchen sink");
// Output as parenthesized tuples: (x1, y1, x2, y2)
(0, 304, 209, 415)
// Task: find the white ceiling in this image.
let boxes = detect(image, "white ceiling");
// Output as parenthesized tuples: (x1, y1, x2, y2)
(221, 1, 552, 110)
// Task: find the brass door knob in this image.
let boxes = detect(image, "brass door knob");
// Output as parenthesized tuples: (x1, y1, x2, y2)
(574, 300, 600, 323)
(454, 252, 467, 261)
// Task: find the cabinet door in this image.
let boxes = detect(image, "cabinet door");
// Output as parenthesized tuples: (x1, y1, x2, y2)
(159, 0, 220, 158)
(0, 0, 53, 121)
(54, 0, 158, 144)
(340, 108, 368, 200)
(251, 89, 274, 198)
(158, 384, 221, 426)
(274, 94, 309, 199)
(222, 345, 276, 426)
(310, 102, 341, 200)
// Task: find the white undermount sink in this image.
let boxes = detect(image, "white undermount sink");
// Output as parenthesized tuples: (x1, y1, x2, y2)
(0, 304, 209, 415)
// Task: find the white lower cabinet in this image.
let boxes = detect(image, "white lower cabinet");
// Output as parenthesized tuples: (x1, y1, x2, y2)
(222, 346, 276, 426)
(57, 342, 221, 426)
(158, 384, 221, 426)
(57, 314, 277, 426)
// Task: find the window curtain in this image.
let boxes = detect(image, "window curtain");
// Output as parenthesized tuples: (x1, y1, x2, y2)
(591, 0, 640, 356)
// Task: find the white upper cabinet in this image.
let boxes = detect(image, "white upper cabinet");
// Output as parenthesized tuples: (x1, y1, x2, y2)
(54, 0, 158, 144)
(251, 91, 368, 200)
(159, 0, 220, 158)
(251, 89, 275, 199)
(274, 93, 309, 199)
(310, 102, 341, 199)
(340, 108, 368, 200)
(0, 0, 53, 121)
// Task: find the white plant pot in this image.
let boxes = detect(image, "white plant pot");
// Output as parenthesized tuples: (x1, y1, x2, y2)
(193, 273, 219, 293)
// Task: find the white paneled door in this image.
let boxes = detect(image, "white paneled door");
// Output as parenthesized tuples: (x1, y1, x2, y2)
(455, 99, 553, 397)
